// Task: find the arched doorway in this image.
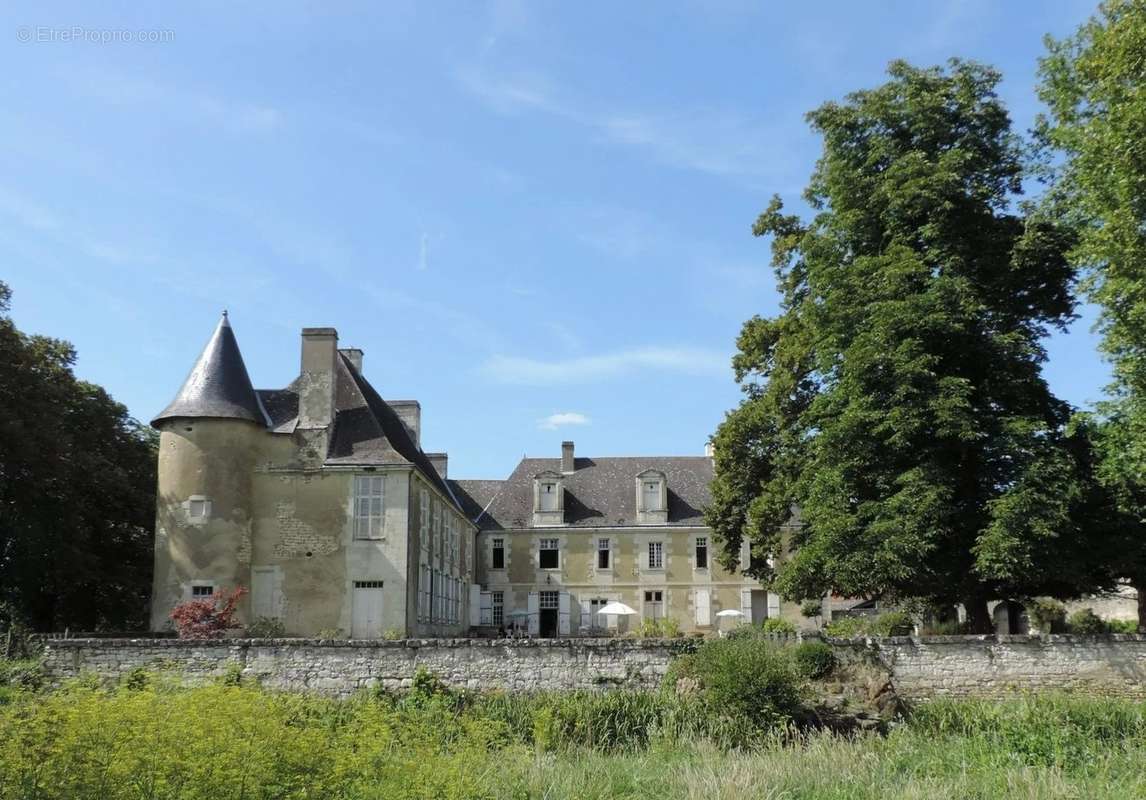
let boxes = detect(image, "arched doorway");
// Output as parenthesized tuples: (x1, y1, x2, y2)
(993, 600, 1029, 634)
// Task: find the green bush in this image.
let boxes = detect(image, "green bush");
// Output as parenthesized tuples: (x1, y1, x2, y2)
(665, 637, 801, 735)
(636, 618, 682, 638)
(1068, 608, 1108, 635)
(245, 616, 286, 638)
(0, 658, 44, 692)
(870, 611, 915, 636)
(824, 616, 869, 637)
(800, 599, 822, 618)
(1108, 619, 1140, 634)
(1028, 599, 1068, 633)
(792, 641, 836, 680)
(761, 618, 797, 635)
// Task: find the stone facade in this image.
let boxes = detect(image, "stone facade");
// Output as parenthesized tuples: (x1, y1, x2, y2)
(41, 635, 1146, 699)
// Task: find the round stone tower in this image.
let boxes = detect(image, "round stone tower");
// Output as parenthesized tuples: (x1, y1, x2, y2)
(149, 312, 268, 631)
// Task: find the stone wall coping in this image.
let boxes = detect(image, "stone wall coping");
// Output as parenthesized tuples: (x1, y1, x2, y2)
(42, 636, 700, 650)
(817, 633, 1146, 645)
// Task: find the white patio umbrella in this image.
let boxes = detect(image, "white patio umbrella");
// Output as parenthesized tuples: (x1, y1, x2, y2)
(715, 609, 745, 618)
(597, 602, 638, 616)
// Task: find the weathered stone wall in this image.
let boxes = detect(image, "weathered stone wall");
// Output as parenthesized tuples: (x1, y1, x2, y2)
(40, 634, 1146, 699)
(41, 638, 690, 695)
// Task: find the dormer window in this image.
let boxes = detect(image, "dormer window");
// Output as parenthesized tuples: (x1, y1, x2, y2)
(635, 470, 668, 525)
(532, 470, 564, 527)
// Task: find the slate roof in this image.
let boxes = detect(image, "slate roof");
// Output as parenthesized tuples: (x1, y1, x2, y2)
(452, 456, 713, 531)
(152, 313, 268, 427)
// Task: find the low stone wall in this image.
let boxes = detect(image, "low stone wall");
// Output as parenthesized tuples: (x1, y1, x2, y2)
(39, 634, 1146, 699)
(846, 634, 1146, 699)
(41, 638, 690, 695)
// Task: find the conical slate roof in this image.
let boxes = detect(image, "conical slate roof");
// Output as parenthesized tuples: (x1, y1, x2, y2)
(151, 312, 267, 428)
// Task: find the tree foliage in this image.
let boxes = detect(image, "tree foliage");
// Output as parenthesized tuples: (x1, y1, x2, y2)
(707, 61, 1119, 630)
(1038, 0, 1146, 625)
(0, 280, 156, 631)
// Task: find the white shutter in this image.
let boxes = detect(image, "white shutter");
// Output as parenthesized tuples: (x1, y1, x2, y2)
(767, 592, 781, 620)
(580, 599, 591, 632)
(527, 592, 539, 636)
(695, 589, 711, 627)
(469, 584, 482, 627)
(741, 588, 753, 623)
(558, 592, 571, 636)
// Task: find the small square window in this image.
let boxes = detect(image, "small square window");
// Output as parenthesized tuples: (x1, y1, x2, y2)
(192, 585, 214, 598)
(188, 499, 208, 518)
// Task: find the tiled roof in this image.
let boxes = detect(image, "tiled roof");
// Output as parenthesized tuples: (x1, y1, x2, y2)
(454, 456, 713, 531)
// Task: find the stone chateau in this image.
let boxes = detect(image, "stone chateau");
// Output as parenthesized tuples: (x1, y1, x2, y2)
(150, 314, 780, 638)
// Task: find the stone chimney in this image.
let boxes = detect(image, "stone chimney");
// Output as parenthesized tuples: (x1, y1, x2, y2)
(705, 442, 715, 458)
(561, 440, 575, 473)
(339, 347, 364, 373)
(389, 400, 421, 447)
(426, 452, 448, 479)
(298, 328, 338, 429)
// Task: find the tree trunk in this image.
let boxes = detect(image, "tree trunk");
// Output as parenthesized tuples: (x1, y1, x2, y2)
(1136, 579, 1146, 634)
(964, 596, 992, 634)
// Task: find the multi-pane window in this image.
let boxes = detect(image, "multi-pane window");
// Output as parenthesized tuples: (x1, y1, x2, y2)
(597, 538, 610, 570)
(695, 537, 708, 570)
(433, 569, 442, 622)
(491, 538, 505, 570)
(588, 597, 609, 631)
(420, 488, 430, 554)
(434, 502, 443, 560)
(539, 590, 559, 609)
(353, 476, 385, 540)
(642, 480, 661, 511)
(491, 591, 504, 626)
(192, 585, 214, 598)
(539, 538, 559, 569)
(540, 482, 558, 511)
(644, 590, 664, 620)
(419, 565, 431, 622)
(648, 541, 664, 570)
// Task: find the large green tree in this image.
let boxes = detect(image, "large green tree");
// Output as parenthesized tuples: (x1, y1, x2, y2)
(707, 61, 1119, 632)
(1038, 0, 1146, 627)
(0, 280, 156, 631)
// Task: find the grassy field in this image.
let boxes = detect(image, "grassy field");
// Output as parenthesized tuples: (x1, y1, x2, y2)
(3, 676, 1146, 800)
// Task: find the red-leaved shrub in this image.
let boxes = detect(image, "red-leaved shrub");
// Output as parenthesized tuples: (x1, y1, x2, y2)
(170, 587, 247, 639)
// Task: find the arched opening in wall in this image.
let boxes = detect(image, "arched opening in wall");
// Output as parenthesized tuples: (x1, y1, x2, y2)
(993, 600, 1030, 635)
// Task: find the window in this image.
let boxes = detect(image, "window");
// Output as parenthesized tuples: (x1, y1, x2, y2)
(644, 590, 664, 620)
(540, 482, 558, 511)
(597, 538, 610, 570)
(433, 569, 442, 622)
(588, 597, 609, 631)
(419, 565, 431, 622)
(491, 538, 505, 570)
(420, 488, 430, 554)
(188, 498, 210, 519)
(491, 591, 504, 626)
(539, 590, 559, 609)
(539, 538, 559, 569)
(354, 580, 384, 589)
(648, 541, 664, 570)
(642, 480, 661, 511)
(695, 537, 708, 570)
(353, 476, 385, 540)
(434, 502, 443, 560)
(192, 584, 214, 598)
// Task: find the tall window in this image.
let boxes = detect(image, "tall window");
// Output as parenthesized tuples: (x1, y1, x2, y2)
(539, 538, 559, 569)
(419, 488, 430, 554)
(644, 590, 664, 620)
(588, 597, 609, 631)
(648, 541, 664, 570)
(491, 591, 504, 626)
(491, 538, 505, 570)
(540, 482, 558, 511)
(597, 538, 610, 570)
(642, 480, 661, 511)
(695, 537, 708, 570)
(353, 476, 385, 540)
(419, 565, 431, 621)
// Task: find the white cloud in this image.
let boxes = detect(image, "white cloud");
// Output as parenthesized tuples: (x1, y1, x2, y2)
(482, 346, 728, 385)
(537, 411, 591, 430)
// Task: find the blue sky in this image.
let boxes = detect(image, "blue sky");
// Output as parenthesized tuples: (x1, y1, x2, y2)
(0, 0, 1110, 478)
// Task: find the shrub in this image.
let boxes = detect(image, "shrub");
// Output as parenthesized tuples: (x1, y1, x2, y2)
(800, 599, 822, 618)
(919, 619, 968, 635)
(0, 658, 45, 692)
(317, 627, 345, 639)
(1067, 608, 1108, 635)
(761, 618, 797, 635)
(870, 611, 915, 636)
(245, 616, 285, 638)
(382, 628, 404, 640)
(1108, 619, 1139, 634)
(636, 618, 681, 638)
(824, 616, 869, 637)
(665, 637, 801, 734)
(792, 641, 836, 680)
(170, 587, 246, 639)
(1028, 599, 1068, 633)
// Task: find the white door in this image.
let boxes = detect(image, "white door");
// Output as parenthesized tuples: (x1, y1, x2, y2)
(695, 589, 711, 627)
(527, 592, 539, 636)
(558, 592, 571, 636)
(469, 584, 482, 627)
(351, 581, 384, 639)
(251, 567, 280, 619)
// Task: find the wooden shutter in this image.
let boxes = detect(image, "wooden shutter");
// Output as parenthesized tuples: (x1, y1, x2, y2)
(469, 584, 482, 626)
(767, 592, 781, 620)
(558, 592, 571, 636)
(527, 592, 539, 636)
(695, 589, 710, 626)
(741, 588, 753, 623)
